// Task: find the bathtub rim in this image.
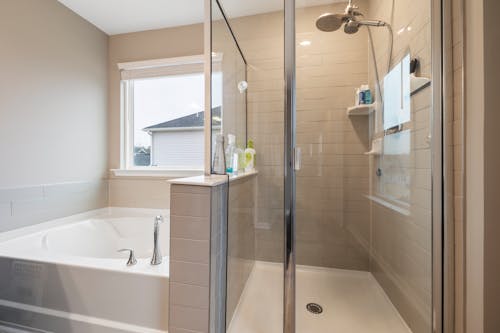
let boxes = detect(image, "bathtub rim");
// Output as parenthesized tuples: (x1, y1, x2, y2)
(0, 207, 170, 278)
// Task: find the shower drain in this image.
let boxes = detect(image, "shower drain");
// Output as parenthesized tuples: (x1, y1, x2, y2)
(306, 303, 323, 315)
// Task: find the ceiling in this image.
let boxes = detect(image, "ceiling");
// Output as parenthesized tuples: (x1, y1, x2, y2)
(58, 0, 341, 35)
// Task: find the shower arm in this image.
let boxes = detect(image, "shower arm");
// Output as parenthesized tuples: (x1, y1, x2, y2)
(357, 19, 387, 27)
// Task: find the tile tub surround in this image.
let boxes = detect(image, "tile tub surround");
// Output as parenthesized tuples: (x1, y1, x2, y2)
(168, 172, 257, 333)
(169, 180, 218, 333)
(0, 207, 170, 333)
(0, 181, 107, 233)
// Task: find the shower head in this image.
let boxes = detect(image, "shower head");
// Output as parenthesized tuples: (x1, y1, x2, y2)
(315, 0, 388, 34)
(315, 13, 347, 32)
(315, 0, 362, 32)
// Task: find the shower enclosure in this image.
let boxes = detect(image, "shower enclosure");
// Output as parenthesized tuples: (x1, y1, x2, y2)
(207, 0, 445, 332)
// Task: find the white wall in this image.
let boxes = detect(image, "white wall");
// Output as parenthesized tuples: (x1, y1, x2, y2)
(0, 0, 108, 231)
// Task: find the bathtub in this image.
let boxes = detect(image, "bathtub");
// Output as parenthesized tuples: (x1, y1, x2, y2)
(0, 207, 170, 333)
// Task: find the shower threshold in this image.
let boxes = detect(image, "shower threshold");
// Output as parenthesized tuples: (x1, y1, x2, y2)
(227, 261, 412, 333)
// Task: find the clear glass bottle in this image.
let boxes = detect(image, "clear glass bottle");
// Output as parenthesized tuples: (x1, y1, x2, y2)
(212, 134, 226, 174)
(225, 134, 236, 174)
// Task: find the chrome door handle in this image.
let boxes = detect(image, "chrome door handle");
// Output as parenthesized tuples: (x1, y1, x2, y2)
(293, 147, 301, 171)
(118, 248, 137, 266)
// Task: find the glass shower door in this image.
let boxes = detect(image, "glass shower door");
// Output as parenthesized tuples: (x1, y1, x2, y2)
(293, 0, 436, 332)
(212, 0, 440, 332)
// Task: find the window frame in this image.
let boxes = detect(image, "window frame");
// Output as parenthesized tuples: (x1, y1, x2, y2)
(117, 55, 214, 175)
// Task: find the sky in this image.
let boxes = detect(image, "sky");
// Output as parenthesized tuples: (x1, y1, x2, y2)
(133, 72, 222, 147)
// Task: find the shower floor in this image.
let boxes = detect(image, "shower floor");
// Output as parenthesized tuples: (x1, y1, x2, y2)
(227, 261, 412, 333)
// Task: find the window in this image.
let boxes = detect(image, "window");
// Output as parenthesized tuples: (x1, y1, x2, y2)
(119, 55, 222, 171)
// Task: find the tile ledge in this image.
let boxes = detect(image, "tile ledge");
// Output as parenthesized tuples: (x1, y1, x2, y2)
(365, 194, 411, 216)
(169, 170, 258, 187)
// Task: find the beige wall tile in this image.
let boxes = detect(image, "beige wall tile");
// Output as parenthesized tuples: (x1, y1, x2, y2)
(170, 261, 210, 287)
(108, 178, 171, 208)
(170, 282, 209, 309)
(171, 216, 210, 240)
(170, 305, 208, 333)
(170, 238, 210, 264)
(171, 192, 210, 217)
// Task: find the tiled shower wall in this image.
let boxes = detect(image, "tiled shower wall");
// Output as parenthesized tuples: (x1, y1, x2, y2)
(232, 2, 371, 269)
(367, 1, 433, 332)
(231, 11, 285, 263)
(226, 175, 256, 323)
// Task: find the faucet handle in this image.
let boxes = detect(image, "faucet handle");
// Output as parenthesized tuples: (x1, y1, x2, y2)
(118, 248, 137, 266)
(155, 215, 164, 224)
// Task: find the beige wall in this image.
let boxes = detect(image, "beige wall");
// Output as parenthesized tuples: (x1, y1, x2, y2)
(0, 0, 108, 230)
(107, 25, 204, 208)
(483, 1, 500, 331)
(367, 1, 433, 332)
(464, 0, 484, 331)
(0, 0, 108, 188)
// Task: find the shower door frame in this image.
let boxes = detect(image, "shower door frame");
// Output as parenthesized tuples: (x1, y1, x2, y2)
(282, 1, 446, 333)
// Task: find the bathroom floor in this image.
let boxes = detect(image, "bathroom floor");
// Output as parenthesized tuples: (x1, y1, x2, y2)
(227, 262, 412, 333)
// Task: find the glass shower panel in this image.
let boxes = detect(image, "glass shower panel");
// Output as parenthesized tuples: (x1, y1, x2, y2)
(211, 1, 247, 169)
(211, 1, 285, 332)
(295, 0, 433, 332)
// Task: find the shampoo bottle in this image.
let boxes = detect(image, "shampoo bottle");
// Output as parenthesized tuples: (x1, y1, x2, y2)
(361, 84, 372, 104)
(244, 140, 256, 172)
(233, 146, 244, 175)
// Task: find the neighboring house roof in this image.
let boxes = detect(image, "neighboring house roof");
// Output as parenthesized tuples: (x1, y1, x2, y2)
(143, 106, 221, 133)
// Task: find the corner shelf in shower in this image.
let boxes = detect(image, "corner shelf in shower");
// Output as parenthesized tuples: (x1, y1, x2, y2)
(347, 103, 375, 116)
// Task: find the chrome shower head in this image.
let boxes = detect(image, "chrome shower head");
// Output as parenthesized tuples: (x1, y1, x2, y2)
(315, 13, 347, 32)
(315, 0, 388, 34)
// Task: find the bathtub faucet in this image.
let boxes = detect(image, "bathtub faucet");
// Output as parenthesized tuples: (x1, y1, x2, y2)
(151, 215, 164, 265)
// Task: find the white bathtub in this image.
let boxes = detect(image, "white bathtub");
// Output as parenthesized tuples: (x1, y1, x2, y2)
(0, 207, 170, 333)
(0, 207, 169, 275)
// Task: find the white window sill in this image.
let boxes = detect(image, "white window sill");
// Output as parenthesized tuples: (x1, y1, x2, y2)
(111, 169, 204, 178)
